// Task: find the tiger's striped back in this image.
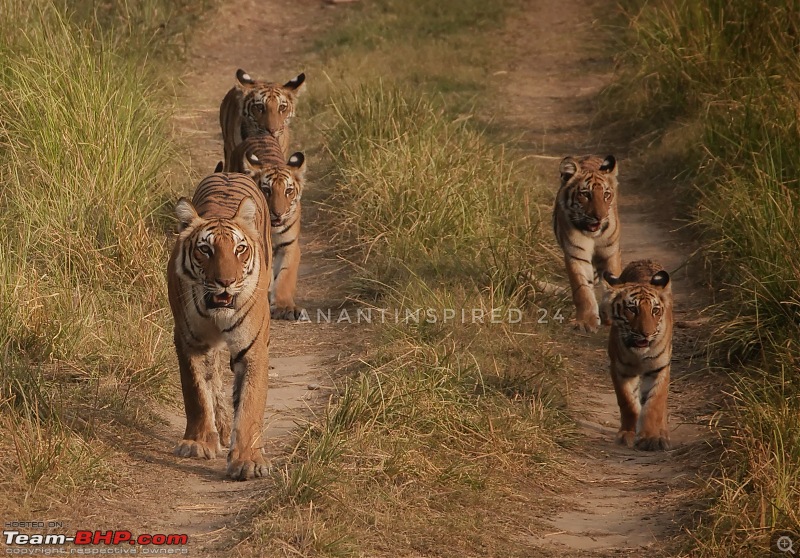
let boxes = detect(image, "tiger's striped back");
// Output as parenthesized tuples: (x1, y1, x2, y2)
(228, 133, 285, 171)
(553, 154, 622, 332)
(602, 259, 673, 451)
(219, 69, 305, 169)
(191, 172, 269, 231)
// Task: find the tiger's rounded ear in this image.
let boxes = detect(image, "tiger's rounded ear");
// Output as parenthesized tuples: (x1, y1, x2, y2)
(288, 152, 306, 181)
(236, 69, 256, 86)
(559, 157, 578, 183)
(599, 155, 617, 175)
(242, 151, 260, 176)
(287, 152, 305, 169)
(284, 72, 305, 94)
(234, 197, 259, 228)
(175, 198, 200, 232)
(650, 270, 670, 289)
(603, 270, 622, 286)
(214, 161, 224, 173)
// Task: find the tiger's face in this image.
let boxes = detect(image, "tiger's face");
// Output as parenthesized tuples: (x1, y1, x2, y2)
(175, 197, 260, 312)
(559, 155, 618, 237)
(602, 269, 670, 351)
(242, 151, 306, 228)
(236, 69, 305, 138)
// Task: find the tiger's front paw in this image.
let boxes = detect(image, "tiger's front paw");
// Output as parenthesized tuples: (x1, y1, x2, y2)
(573, 313, 600, 333)
(615, 429, 635, 448)
(174, 438, 220, 459)
(635, 434, 671, 451)
(226, 454, 270, 481)
(271, 305, 304, 321)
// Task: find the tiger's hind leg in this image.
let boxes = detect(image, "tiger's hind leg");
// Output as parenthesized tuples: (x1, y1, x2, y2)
(610, 364, 640, 448)
(636, 365, 671, 451)
(174, 335, 224, 459)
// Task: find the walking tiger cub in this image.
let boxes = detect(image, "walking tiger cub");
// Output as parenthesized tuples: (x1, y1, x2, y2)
(553, 154, 622, 332)
(167, 172, 272, 480)
(225, 134, 306, 320)
(602, 259, 673, 451)
(219, 69, 305, 169)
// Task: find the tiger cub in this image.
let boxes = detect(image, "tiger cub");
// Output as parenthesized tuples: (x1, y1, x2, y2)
(167, 172, 272, 480)
(227, 135, 306, 320)
(602, 259, 673, 451)
(553, 155, 622, 332)
(219, 69, 305, 169)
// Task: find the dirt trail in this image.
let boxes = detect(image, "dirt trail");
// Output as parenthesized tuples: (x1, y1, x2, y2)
(501, 1, 716, 556)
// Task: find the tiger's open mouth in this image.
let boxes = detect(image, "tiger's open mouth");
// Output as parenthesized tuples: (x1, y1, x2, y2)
(631, 339, 650, 348)
(270, 218, 283, 227)
(206, 292, 236, 309)
(585, 222, 601, 232)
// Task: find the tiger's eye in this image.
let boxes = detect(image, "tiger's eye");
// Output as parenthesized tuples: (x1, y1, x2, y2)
(197, 245, 212, 257)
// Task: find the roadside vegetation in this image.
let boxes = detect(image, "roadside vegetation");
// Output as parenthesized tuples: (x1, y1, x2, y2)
(248, 1, 576, 555)
(0, 0, 206, 515)
(609, 1, 800, 555)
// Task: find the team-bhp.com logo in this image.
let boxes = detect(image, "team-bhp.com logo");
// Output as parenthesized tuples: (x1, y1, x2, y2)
(4, 529, 188, 554)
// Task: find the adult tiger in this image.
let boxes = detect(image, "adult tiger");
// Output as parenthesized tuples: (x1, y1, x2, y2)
(226, 135, 306, 320)
(167, 172, 272, 480)
(553, 154, 622, 332)
(219, 68, 305, 169)
(602, 259, 673, 451)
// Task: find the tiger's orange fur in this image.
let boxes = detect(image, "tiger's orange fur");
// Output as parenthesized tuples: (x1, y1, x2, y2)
(167, 172, 272, 480)
(219, 69, 305, 169)
(228, 135, 306, 320)
(553, 155, 622, 332)
(602, 259, 673, 451)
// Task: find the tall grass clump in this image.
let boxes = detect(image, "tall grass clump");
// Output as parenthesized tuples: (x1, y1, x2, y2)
(611, 1, 800, 554)
(327, 83, 544, 296)
(0, 0, 192, 513)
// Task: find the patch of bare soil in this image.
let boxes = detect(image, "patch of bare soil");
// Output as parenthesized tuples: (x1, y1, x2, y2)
(500, 1, 719, 556)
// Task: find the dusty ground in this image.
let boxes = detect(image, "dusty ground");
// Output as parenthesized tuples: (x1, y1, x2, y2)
(61, 0, 720, 556)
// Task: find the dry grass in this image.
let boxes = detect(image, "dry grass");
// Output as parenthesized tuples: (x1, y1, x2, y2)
(0, 0, 201, 516)
(609, 1, 800, 555)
